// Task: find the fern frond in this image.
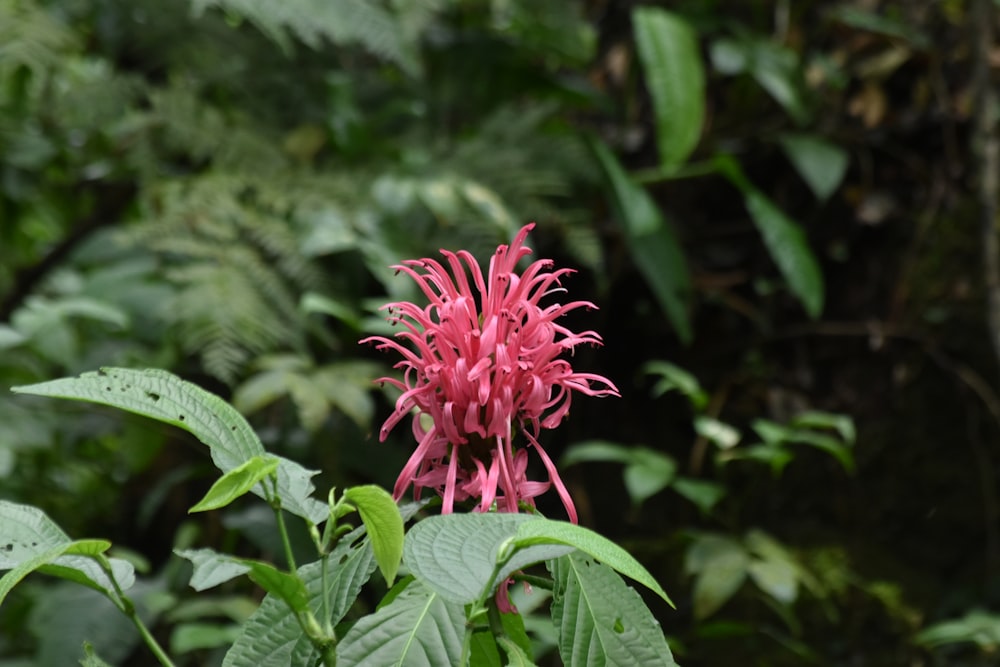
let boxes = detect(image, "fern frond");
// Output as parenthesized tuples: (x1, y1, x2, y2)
(190, 0, 416, 73)
(127, 174, 331, 383)
(0, 0, 78, 77)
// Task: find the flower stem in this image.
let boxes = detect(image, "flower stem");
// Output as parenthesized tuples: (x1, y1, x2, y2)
(131, 613, 178, 667)
(102, 558, 177, 667)
(269, 474, 298, 572)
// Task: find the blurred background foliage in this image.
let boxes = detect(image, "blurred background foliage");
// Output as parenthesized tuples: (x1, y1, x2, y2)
(2, 0, 999, 664)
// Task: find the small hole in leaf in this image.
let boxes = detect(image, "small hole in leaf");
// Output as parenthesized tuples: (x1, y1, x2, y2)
(613, 618, 625, 633)
(146, 392, 160, 401)
(178, 414, 185, 421)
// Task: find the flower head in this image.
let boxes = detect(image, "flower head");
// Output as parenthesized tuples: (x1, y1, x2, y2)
(361, 223, 619, 522)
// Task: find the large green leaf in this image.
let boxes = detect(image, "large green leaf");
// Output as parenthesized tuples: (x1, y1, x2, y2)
(0, 501, 134, 607)
(510, 519, 673, 606)
(633, 7, 705, 170)
(12, 368, 326, 523)
(715, 156, 824, 317)
(336, 579, 466, 666)
(223, 525, 376, 667)
(404, 513, 573, 605)
(549, 553, 676, 667)
(591, 138, 692, 342)
(344, 485, 404, 585)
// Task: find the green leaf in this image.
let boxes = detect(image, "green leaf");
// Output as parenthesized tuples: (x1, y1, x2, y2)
(671, 477, 726, 513)
(80, 641, 114, 667)
(710, 38, 810, 124)
(715, 156, 824, 317)
(190, 455, 280, 513)
(170, 622, 242, 654)
(693, 416, 740, 449)
(511, 519, 673, 607)
(244, 561, 310, 616)
(750, 419, 855, 472)
(0, 540, 111, 608)
(33, 584, 141, 666)
(38, 553, 136, 598)
(591, 139, 692, 342)
(790, 410, 856, 445)
(778, 133, 849, 201)
(549, 552, 677, 667)
(633, 7, 705, 170)
(12, 368, 326, 523)
(643, 360, 708, 408)
(623, 449, 677, 506)
(561, 440, 636, 466)
(562, 441, 677, 506)
(0, 501, 133, 607)
(343, 485, 404, 585)
(175, 548, 308, 615)
(223, 522, 380, 666)
(404, 513, 573, 605)
(747, 559, 798, 604)
(337, 579, 466, 666)
(175, 548, 252, 591)
(497, 635, 539, 667)
(685, 534, 749, 619)
(916, 610, 1000, 649)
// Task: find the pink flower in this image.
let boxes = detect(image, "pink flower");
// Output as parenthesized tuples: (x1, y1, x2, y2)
(361, 223, 619, 523)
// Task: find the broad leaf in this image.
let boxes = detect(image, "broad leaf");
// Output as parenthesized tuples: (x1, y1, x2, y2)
(633, 7, 705, 169)
(12, 368, 326, 523)
(685, 534, 749, 619)
(223, 525, 376, 667)
(404, 513, 573, 605)
(591, 139, 692, 342)
(549, 553, 676, 667)
(510, 519, 673, 606)
(190, 455, 280, 513)
(715, 156, 824, 317)
(0, 501, 133, 607)
(343, 485, 404, 585)
(336, 579, 466, 666)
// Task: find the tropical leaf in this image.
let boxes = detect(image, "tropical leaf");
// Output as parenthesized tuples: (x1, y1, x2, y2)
(633, 7, 705, 170)
(12, 368, 326, 523)
(336, 579, 466, 666)
(591, 138, 692, 342)
(549, 552, 676, 667)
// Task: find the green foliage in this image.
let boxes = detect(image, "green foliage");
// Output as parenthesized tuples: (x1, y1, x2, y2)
(633, 7, 705, 170)
(342, 485, 404, 585)
(336, 579, 466, 666)
(13, 368, 326, 522)
(4, 0, 993, 664)
(549, 553, 676, 667)
(591, 139, 693, 342)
